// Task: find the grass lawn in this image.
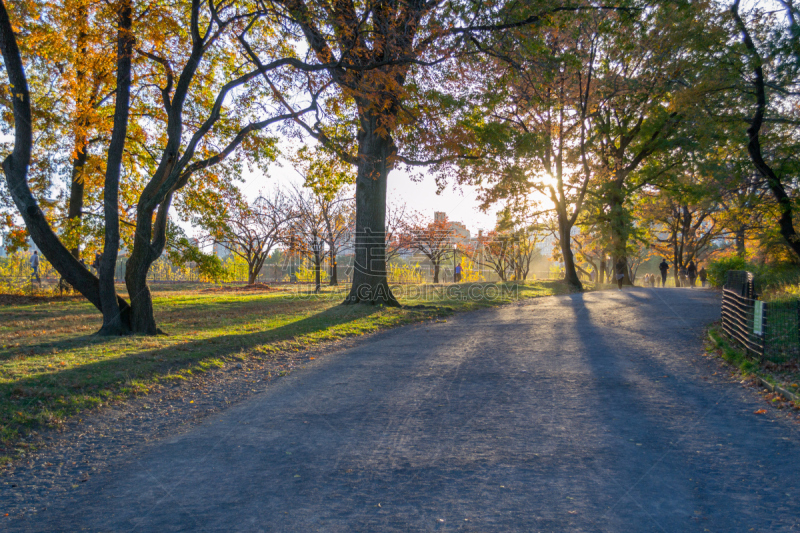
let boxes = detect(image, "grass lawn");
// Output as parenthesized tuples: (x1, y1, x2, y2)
(0, 279, 580, 462)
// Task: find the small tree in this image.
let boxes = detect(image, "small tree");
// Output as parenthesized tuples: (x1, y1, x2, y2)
(319, 190, 354, 286)
(401, 213, 455, 284)
(573, 225, 611, 283)
(292, 190, 329, 293)
(508, 229, 542, 281)
(477, 231, 513, 282)
(199, 189, 297, 285)
(385, 200, 409, 264)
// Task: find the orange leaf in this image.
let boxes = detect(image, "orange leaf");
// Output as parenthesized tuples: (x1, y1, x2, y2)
(754, 409, 767, 414)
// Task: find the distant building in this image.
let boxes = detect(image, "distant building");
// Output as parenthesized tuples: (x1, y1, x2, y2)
(434, 211, 470, 242)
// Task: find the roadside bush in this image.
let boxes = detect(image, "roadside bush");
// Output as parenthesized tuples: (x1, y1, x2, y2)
(706, 255, 747, 287)
(707, 255, 800, 299)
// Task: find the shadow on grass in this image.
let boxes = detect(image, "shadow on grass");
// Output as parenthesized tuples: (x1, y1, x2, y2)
(0, 304, 385, 441)
(0, 294, 339, 359)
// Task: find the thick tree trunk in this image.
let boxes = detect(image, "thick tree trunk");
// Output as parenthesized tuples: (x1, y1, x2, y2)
(0, 0, 131, 326)
(67, 4, 89, 260)
(735, 227, 746, 256)
(98, 0, 132, 336)
(599, 259, 606, 284)
(673, 249, 680, 286)
(608, 187, 633, 286)
(558, 217, 582, 290)
(248, 265, 258, 285)
(67, 139, 88, 259)
(343, 114, 399, 306)
(433, 263, 440, 284)
(125, 212, 159, 335)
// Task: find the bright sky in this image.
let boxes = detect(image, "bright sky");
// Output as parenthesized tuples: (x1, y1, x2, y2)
(232, 158, 501, 238)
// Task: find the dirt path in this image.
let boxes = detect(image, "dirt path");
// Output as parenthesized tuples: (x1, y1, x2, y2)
(5, 288, 800, 532)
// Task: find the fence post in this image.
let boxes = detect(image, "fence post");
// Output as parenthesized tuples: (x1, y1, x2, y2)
(760, 301, 768, 361)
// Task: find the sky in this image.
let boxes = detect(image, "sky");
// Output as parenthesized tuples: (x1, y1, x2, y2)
(231, 158, 502, 239)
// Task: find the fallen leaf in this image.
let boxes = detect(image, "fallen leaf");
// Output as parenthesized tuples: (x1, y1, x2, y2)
(754, 409, 767, 414)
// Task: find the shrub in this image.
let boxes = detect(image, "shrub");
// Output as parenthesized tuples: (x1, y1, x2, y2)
(706, 255, 800, 299)
(706, 255, 748, 287)
(293, 264, 328, 283)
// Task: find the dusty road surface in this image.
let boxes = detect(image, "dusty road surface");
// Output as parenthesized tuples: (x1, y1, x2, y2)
(6, 288, 800, 532)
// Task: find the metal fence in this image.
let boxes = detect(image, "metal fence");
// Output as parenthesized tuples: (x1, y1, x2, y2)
(721, 270, 800, 362)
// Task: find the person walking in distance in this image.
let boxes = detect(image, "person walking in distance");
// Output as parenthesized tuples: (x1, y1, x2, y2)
(659, 258, 669, 287)
(687, 260, 698, 288)
(615, 257, 627, 290)
(30, 250, 41, 285)
(698, 266, 707, 288)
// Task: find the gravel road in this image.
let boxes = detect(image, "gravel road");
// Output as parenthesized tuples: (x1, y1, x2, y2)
(6, 288, 800, 532)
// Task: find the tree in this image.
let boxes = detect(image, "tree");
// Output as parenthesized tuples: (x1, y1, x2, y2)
(246, 0, 617, 306)
(637, 185, 725, 285)
(401, 213, 455, 284)
(581, 1, 719, 285)
(508, 229, 542, 281)
(122, 0, 324, 333)
(319, 190, 354, 286)
(496, 207, 543, 281)
(1, 0, 322, 333)
(385, 200, 409, 264)
(292, 189, 329, 293)
(477, 230, 513, 282)
(0, 0, 134, 333)
(198, 189, 297, 285)
(573, 223, 610, 282)
(5, 0, 117, 261)
(729, 0, 800, 260)
(467, 10, 604, 290)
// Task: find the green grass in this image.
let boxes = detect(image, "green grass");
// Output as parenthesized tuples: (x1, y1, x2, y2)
(707, 325, 761, 375)
(707, 323, 800, 391)
(0, 279, 579, 461)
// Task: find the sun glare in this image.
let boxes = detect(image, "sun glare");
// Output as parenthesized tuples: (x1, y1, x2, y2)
(539, 173, 557, 189)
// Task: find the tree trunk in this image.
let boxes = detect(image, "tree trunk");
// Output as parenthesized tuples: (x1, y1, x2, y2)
(67, 4, 90, 260)
(0, 0, 131, 326)
(248, 264, 258, 285)
(599, 259, 606, 284)
(608, 187, 633, 286)
(97, 0, 132, 336)
(558, 218, 582, 289)
(125, 208, 159, 335)
(433, 262, 440, 284)
(735, 227, 746, 256)
(314, 251, 321, 293)
(673, 249, 680, 286)
(67, 138, 88, 259)
(343, 114, 399, 306)
(329, 252, 338, 285)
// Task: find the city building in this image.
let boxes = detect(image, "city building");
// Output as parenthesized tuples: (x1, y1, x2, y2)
(434, 211, 470, 242)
